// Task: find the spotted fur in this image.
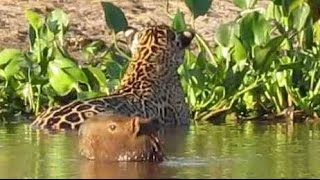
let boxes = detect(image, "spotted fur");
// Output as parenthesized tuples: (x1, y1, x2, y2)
(31, 24, 195, 130)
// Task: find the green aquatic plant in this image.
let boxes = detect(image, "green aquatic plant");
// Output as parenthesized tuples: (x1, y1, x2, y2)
(1, 0, 320, 123)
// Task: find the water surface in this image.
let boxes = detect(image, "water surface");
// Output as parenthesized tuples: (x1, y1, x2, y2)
(1, 120, 320, 178)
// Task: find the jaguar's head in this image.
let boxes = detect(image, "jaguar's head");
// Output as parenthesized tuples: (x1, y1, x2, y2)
(124, 24, 195, 70)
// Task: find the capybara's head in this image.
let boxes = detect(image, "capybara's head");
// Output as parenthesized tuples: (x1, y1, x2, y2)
(78, 113, 165, 162)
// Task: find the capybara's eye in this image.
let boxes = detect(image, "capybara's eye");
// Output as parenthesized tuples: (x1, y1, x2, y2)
(109, 124, 116, 131)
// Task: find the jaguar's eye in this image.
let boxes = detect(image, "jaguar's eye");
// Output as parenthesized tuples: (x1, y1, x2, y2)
(109, 124, 116, 131)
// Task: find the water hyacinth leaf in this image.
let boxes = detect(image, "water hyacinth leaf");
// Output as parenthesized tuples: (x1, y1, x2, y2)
(251, 12, 270, 45)
(240, 12, 269, 46)
(105, 60, 123, 79)
(32, 38, 47, 57)
(28, 25, 36, 48)
(64, 67, 89, 85)
(215, 22, 237, 47)
(288, 0, 305, 14)
(253, 45, 270, 70)
(87, 66, 107, 90)
(49, 9, 69, 29)
(233, 0, 257, 9)
(184, 0, 213, 19)
(54, 57, 78, 68)
(240, 13, 255, 46)
(25, 9, 43, 30)
(196, 51, 207, 69)
(52, 57, 88, 86)
(273, 0, 302, 15)
(101, 2, 128, 33)
(4, 59, 22, 78)
(253, 35, 284, 71)
(0, 69, 6, 80)
(289, 2, 310, 31)
(0, 49, 22, 66)
(265, 1, 283, 21)
(232, 36, 247, 62)
(48, 61, 76, 96)
(47, 18, 60, 34)
(172, 9, 187, 31)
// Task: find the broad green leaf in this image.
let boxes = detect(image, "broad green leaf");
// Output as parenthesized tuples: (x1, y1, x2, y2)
(25, 9, 44, 30)
(288, 0, 304, 14)
(47, 18, 60, 34)
(172, 9, 187, 31)
(64, 67, 89, 85)
(233, 0, 257, 9)
(184, 0, 213, 19)
(105, 60, 123, 79)
(0, 69, 6, 80)
(52, 58, 88, 86)
(215, 22, 237, 47)
(265, 1, 283, 21)
(289, 2, 310, 31)
(101, 2, 128, 33)
(240, 14, 255, 46)
(4, 59, 22, 78)
(251, 12, 270, 45)
(48, 8, 69, 39)
(232, 37, 247, 62)
(240, 12, 270, 46)
(87, 66, 107, 90)
(253, 36, 284, 71)
(53, 57, 77, 68)
(28, 25, 36, 48)
(49, 9, 69, 28)
(48, 61, 76, 96)
(0, 49, 22, 65)
(196, 51, 207, 70)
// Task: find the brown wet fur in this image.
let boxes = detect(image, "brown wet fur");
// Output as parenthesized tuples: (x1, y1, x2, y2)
(78, 113, 165, 162)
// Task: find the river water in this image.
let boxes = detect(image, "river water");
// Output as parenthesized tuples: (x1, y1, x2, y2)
(1, 120, 320, 178)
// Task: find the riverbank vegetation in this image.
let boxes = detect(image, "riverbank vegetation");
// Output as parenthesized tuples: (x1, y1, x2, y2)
(1, 0, 320, 123)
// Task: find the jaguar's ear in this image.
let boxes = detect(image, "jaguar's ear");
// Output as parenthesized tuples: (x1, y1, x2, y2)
(124, 27, 138, 45)
(179, 30, 195, 48)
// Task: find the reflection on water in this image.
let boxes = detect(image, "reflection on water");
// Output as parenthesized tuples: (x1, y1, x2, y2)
(1, 120, 320, 178)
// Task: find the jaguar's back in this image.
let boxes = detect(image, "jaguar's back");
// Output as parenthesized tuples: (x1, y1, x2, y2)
(31, 24, 195, 130)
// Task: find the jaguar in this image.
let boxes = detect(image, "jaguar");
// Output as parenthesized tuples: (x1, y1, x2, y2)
(31, 24, 195, 130)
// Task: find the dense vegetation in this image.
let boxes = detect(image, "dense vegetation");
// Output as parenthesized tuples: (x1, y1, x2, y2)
(1, 0, 320, 123)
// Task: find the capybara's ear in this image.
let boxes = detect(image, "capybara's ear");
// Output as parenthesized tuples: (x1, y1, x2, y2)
(130, 116, 141, 136)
